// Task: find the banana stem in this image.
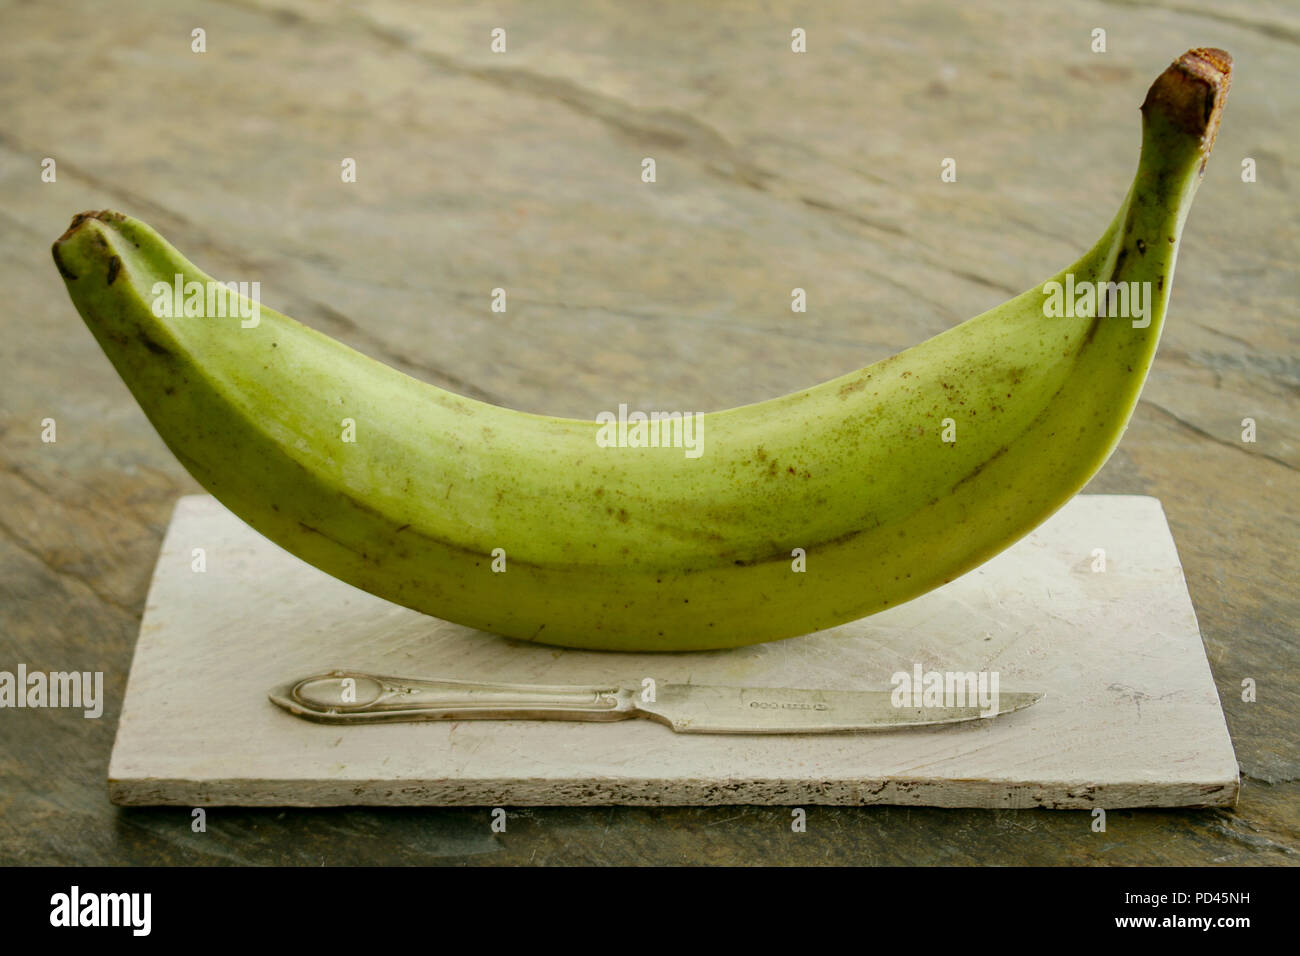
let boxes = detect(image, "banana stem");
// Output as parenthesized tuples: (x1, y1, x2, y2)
(1141, 47, 1232, 173)
(1124, 48, 1232, 268)
(1102, 49, 1232, 332)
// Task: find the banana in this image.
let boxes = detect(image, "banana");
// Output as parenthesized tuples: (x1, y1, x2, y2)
(53, 49, 1230, 651)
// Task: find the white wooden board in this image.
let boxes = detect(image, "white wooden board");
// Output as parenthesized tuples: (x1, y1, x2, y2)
(108, 494, 1239, 808)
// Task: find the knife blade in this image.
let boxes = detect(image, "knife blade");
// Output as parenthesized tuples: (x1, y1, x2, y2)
(268, 671, 1042, 733)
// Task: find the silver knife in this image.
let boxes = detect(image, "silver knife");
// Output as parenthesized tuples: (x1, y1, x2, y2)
(269, 670, 1042, 734)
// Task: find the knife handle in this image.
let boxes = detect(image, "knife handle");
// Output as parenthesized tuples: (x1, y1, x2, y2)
(276, 670, 638, 724)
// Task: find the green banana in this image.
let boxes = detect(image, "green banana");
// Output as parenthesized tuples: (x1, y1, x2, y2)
(54, 49, 1230, 651)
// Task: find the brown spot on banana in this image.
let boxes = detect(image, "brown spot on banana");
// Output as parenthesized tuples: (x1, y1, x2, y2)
(50, 242, 77, 280)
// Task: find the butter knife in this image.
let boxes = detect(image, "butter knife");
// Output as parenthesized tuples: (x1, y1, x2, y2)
(269, 670, 1042, 733)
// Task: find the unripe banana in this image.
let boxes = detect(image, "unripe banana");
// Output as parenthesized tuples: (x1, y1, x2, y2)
(54, 49, 1230, 651)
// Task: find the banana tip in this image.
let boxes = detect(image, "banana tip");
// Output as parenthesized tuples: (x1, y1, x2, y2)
(52, 210, 128, 283)
(1143, 48, 1232, 157)
(56, 209, 126, 243)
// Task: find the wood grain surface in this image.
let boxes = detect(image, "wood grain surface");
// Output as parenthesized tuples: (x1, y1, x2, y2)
(0, 0, 1295, 863)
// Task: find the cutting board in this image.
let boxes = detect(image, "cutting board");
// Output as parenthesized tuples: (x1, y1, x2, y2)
(107, 494, 1238, 808)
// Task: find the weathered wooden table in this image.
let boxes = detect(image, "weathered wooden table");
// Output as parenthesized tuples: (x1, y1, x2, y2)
(1, 0, 1294, 864)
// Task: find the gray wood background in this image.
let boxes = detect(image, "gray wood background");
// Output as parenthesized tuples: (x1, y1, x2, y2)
(0, 0, 1295, 863)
